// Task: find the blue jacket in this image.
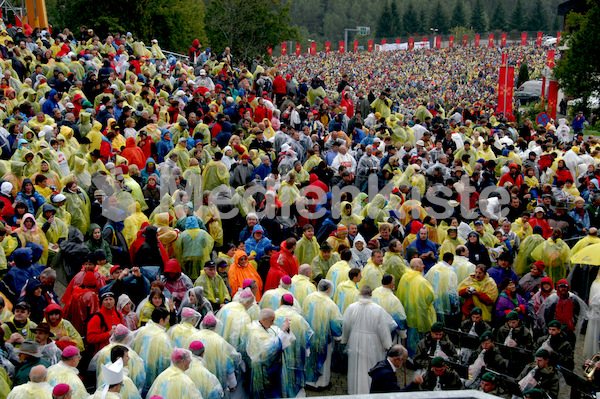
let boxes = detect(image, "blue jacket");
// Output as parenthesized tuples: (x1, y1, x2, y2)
(41, 89, 59, 115)
(244, 225, 272, 260)
(2, 247, 45, 297)
(15, 179, 46, 214)
(488, 265, 519, 286)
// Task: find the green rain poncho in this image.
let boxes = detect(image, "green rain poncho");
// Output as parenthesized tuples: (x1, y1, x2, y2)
(194, 272, 231, 307)
(516, 233, 546, 276)
(177, 217, 215, 280)
(274, 304, 314, 398)
(531, 237, 571, 284)
(311, 252, 340, 281)
(202, 160, 230, 191)
(340, 201, 363, 228)
(36, 204, 68, 245)
(62, 186, 90, 235)
(381, 251, 406, 290)
(358, 259, 384, 290)
(295, 235, 319, 267)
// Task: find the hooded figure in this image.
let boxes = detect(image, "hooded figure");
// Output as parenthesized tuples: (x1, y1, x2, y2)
(228, 250, 263, 301)
(178, 287, 212, 320)
(350, 234, 371, 269)
(14, 214, 49, 265)
(15, 178, 46, 215)
(131, 225, 169, 268)
(121, 137, 146, 170)
(176, 217, 215, 280)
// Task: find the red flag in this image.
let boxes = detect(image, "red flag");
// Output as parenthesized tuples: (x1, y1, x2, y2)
(310, 42, 316, 55)
(15, 15, 22, 27)
(501, 33, 507, 47)
(325, 42, 331, 53)
(353, 40, 358, 53)
(281, 42, 287, 56)
(368, 40, 373, 52)
(295, 43, 301, 56)
(267, 46, 272, 56)
(435, 36, 441, 49)
(557, 31, 561, 45)
(536, 32, 543, 46)
(463, 35, 468, 46)
(339, 41, 345, 54)
(449, 36, 454, 48)
(521, 32, 527, 45)
(489, 33, 494, 47)
(475, 35, 480, 47)
(497, 65, 515, 116)
(408, 38, 414, 50)
(396, 38, 401, 44)
(423, 37, 428, 42)
(381, 39, 387, 45)
(547, 80, 559, 119)
(547, 50, 555, 68)
(501, 53, 508, 66)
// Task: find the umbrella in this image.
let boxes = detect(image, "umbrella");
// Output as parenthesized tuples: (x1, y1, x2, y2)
(570, 243, 600, 266)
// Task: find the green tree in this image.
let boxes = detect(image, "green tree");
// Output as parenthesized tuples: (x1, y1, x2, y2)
(402, 2, 418, 35)
(429, 0, 449, 34)
(417, 9, 427, 35)
(517, 62, 529, 88)
(470, 0, 487, 32)
(390, 1, 403, 37)
(554, 2, 600, 113)
(376, 2, 393, 38)
(527, 0, 547, 31)
(451, 0, 468, 29)
(205, 0, 297, 63)
(510, 0, 526, 31)
(491, 2, 507, 31)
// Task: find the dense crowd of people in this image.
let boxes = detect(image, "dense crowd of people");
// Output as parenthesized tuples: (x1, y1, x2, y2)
(0, 18, 598, 399)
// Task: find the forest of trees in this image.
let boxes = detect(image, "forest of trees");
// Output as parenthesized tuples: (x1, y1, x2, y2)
(290, 0, 563, 42)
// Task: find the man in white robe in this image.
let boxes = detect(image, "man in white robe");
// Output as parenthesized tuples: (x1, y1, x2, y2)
(341, 285, 397, 395)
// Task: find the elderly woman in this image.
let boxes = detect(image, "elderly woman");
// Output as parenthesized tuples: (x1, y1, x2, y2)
(458, 264, 499, 322)
(494, 278, 527, 325)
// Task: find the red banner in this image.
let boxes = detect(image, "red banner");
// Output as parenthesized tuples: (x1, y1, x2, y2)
(497, 65, 515, 117)
(353, 40, 358, 53)
(15, 15, 23, 27)
(475, 35, 480, 47)
(557, 31, 561, 45)
(396, 38, 401, 44)
(381, 39, 387, 45)
(501, 33, 507, 47)
(536, 32, 543, 46)
(547, 80, 559, 120)
(488, 33, 494, 47)
(295, 43, 301, 56)
(310, 42, 316, 55)
(423, 37, 428, 42)
(449, 36, 454, 48)
(463, 35, 468, 47)
(325, 42, 330, 53)
(281, 42, 287, 56)
(435, 36, 441, 49)
(547, 50, 555, 68)
(501, 53, 508, 66)
(408, 38, 414, 50)
(521, 32, 527, 45)
(368, 40, 373, 52)
(339, 41, 345, 54)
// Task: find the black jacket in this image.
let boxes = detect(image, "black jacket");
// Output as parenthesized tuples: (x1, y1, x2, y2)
(369, 359, 416, 393)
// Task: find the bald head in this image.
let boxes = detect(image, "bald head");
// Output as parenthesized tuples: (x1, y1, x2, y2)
(299, 264, 311, 277)
(259, 308, 275, 322)
(590, 227, 598, 236)
(410, 258, 424, 272)
(30, 365, 47, 383)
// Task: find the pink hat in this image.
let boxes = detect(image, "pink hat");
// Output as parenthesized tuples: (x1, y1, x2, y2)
(282, 293, 294, 304)
(242, 278, 254, 289)
(62, 346, 79, 357)
(53, 384, 71, 396)
(114, 324, 130, 337)
(281, 276, 292, 285)
(189, 341, 204, 350)
(203, 314, 217, 325)
(240, 288, 254, 299)
(171, 348, 187, 363)
(149, 397, 164, 399)
(181, 307, 195, 318)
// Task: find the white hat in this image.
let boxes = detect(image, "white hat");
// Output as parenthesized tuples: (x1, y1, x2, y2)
(38, 131, 46, 139)
(43, 125, 54, 133)
(416, 140, 425, 147)
(373, 137, 381, 143)
(151, 39, 158, 43)
(223, 146, 232, 153)
(53, 193, 66, 203)
(187, 79, 195, 86)
(100, 358, 123, 399)
(105, 162, 116, 170)
(110, 84, 118, 90)
(0, 182, 12, 195)
(281, 143, 291, 152)
(199, 69, 206, 76)
(66, 102, 74, 108)
(175, 90, 185, 97)
(412, 164, 421, 171)
(534, 207, 544, 214)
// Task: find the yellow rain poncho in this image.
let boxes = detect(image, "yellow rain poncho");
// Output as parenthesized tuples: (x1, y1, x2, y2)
(194, 272, 231, 307)
(311, 252, 340, 281)
(259, 287, 300, 311)
(571, 235, 600, 257)
(93, 342, 146, 390)
(325, 260, 351, 295)
(62, 186, 90, 236)
(182, 327, 240, 393)
(396, 268, 436, 333)
(372, 286, 407, 337)
(425, 262, 460, 320)
(185, 357, 223, 399)
(358, 259, 384, 290)
(5, 380, 47, 399)
(123, 202, 149, 247)
(274, 304, 314, 398)
(457, 273, 499, 322)
(36, 207, 68, 245)
(531, 237, 571, 284)
(202, 160, 230, 191)
(196, 203, 223, 247)
(168, 320, 199, 349)
(439, 236, 464, 258)
(278, 180, 300, 207)
(176, 217, 215, 280)
(398, 199, 427, 226)
(46, 362, 87, 399)
(289, 274, 316, 306)
(147, 364, 202, 399)
(340, 201, 363, 228)
(333, 279, 359, 314)
(132, 320, 176, 393)
(361, 194, 388, 224)
(95, 373, 140, 399)
(452, 256, 476, 284)
(381, 251, 406, 290)
(14, 214, 49, 265)
(515, 233, 546, 276)
(216, 301, 251, 353)
(295, 235, 319, 267)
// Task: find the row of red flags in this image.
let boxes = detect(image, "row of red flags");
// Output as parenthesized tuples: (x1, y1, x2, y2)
(274, 31, 561, 56)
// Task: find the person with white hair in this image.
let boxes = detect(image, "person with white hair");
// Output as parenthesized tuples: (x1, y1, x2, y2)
(342, 285, 397, 395)
(259, 276, 300, 310)
(331, 144, 357, 174)
(303, 279, 343, 389)
(246, 308, 294, 399)
(146, 348, 202, 399)
(7, 364, 52, 399)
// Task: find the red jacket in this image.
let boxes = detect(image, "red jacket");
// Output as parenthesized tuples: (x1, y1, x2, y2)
(277, 241, 299, 277)
(272, 76, 287, 94)
(121, 137, 146, 170)
(86, 306, 123, 352)
(498, 172, 524, 189)
(529, 217, 552, 239)
(253, 105, 272, 123)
